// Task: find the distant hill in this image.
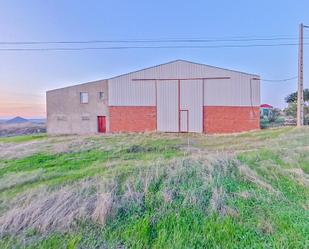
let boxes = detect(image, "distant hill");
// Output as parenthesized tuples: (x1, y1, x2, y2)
(0, 117, 46, 125)
(5, 116, 29, 124)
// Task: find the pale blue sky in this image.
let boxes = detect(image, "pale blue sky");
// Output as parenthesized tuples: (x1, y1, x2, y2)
(0, 0, 308, 118)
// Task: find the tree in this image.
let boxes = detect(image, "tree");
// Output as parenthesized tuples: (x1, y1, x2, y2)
(269, 108, 281, 122)
(284, 102, 297, 117)
(285, 89, 309, 103)
(284, 90, 309, 124)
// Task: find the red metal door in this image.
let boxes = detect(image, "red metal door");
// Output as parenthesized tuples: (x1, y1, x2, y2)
(97, 116, 106, 133)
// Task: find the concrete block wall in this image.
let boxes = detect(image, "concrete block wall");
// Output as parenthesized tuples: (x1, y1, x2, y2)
(47, 80, 109, 135)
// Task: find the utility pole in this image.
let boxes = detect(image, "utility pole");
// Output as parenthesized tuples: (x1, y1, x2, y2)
(297, 23, 304, 127)
(297, 23, 308, 127)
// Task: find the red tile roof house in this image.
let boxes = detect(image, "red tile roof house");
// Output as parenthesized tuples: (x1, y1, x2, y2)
(46, 60, 260, 135)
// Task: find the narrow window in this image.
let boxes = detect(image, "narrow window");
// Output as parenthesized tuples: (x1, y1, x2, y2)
(80, 92, 89, 103)
(57, 115, 67, 121)
(81, 115, 90, 121)
(99, 92, 104, 100)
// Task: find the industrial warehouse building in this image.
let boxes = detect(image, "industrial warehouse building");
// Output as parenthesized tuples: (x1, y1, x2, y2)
(47, 60, 260, 134)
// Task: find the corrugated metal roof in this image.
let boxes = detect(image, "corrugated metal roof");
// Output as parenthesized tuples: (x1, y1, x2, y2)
(48, 59, 260, 92)
(107, 59, 260, 81)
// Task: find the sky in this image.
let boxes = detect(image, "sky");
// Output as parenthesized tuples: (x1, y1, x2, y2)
(0, 0, 308, 118)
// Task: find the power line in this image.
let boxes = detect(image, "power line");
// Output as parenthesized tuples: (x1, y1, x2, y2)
(261, 76, 298, 82)
(0, 43, 308, 51)
(1, 37, 309, 45)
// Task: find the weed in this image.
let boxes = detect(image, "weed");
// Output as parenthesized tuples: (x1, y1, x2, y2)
(0, 128, 309, 248)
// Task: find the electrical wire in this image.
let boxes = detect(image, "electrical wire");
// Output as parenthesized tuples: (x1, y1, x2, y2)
(0, 43, 308, 51)
(0, 35, 302, 85)
(260, 76, 298, 82)
(0, 37, 308, 45)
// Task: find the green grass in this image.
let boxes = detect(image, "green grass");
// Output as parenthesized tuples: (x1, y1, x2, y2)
(237, 148, 309, 203)
(238, 126, 294, 140)
(0, 129, 309, 248)
(0, 138, 181, 199)
(0, 134, 47, 143)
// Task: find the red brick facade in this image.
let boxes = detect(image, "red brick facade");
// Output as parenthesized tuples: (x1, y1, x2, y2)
(109, 106, 156, 132)
(203, 106, 260, 134)
(109, 106, 259, 134)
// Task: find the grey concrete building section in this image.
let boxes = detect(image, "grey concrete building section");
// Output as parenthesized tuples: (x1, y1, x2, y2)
(46, 80, 109, 135)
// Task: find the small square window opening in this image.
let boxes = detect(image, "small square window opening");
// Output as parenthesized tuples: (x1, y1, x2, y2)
(80, 92, 89, 103)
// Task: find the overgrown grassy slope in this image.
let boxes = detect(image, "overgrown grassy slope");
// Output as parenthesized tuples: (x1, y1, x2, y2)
(0, 128, 308, 248)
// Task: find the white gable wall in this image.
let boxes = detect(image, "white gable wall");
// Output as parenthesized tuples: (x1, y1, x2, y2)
(108, 60, 260, 107)
(203, 74, 260, 106)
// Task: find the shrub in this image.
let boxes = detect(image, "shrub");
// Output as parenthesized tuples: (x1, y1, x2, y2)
(274, 116, 285, 125)
(260, 117, 269, 129)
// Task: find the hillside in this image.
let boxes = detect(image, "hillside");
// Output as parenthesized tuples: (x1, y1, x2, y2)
(5, 117, 29, 124)
(0, 128, 308, 248)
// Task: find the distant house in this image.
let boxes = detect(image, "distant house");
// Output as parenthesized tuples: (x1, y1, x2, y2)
(260, 104, 273, 119)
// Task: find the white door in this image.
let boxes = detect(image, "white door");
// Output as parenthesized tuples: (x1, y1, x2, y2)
(180, 110, 188, 132)
(180, 80, 203, 132)
(157, 80, 179, 132)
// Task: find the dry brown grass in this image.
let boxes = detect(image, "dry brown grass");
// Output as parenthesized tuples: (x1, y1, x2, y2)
(0, 170, 44, 191)
(238, 165, 276, 193)
(0, 179, 100, 235)
(0, 155, 228, 235)
(91, 193, 115, 224)
(209, 186, 226, 214)
(0, 140, 46, 160)
(258, 219, 275, 235)
(285, 168, 309, 186)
